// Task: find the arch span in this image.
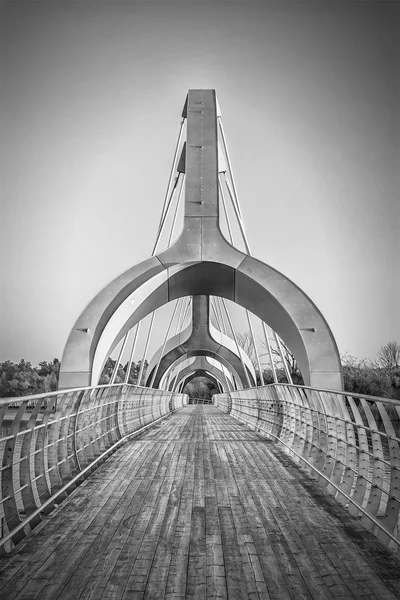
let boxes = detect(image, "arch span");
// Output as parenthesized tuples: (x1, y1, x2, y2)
(180, 372, 222, 395)
(144, 295, 256, 389)
(167, 356, 234, 392)
(160, 350, 242, 391)
(59, 89, 342, 391)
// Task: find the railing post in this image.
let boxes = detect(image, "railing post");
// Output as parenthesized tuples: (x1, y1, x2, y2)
(69, 390, 86, 474)
(1, 401, 28, 546)
(376, 403, 400, 534)
(0, 383, 186, 554)
(20, 399, 45, 529)
(58, 392, 79, 483)
(115, 385, 125, 440)
(33, 396, 58, 514)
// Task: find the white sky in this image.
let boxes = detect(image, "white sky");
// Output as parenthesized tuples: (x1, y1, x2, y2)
(1, 0, 399, 366)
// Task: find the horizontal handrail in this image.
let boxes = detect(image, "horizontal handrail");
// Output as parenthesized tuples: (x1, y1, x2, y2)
(260, 428, 400, 547)
(0, 412, 170, 552)
(231, 382, 400, 407)
(214, 383, 400, 554)
(0, 383, 188, 555)
(0, 382, 156, 406)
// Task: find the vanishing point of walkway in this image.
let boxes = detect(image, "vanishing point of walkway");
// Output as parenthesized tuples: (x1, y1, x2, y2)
(1, 405, 400, 600)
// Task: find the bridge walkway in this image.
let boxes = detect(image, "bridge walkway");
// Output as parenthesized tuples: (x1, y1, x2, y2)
(1, 405, 400, 600)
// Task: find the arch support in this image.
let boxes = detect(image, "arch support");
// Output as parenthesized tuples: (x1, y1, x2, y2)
(59, 89, 342, 391)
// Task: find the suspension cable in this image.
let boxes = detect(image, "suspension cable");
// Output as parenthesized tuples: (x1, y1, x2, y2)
(173, 297, 183, 332)
(154, 118, 186, 241)
(222, 174, 252, 255)
(145, 168, 184, 386)
(181, 296, 192, 330)
(163, 297, 191, 391)
(152, 172, 182, 255)
(211, 297, 223, 331)
(221, 298, 252, 388)
(273, 331, 293, 384)
(262, 322, 278, 384)
(146, 169, 183, 376)
(110, 332, 129, 384)
(170, 360, 185, 392)
(212, 298, 239, 389)
(246, 311, 265, 386)
(118, 120, 185, 389)
(218, 179, 264, 386)
(137, 311, 156, 386)
(219, 180, 234, 244)
(208, 302, 233, 392)
(212, 357, 232, 393)
(209, 297, 236, 390)
(218, 126, 285, 385)
(124, 323, 141, 384)
(216, 296, 228, 335)
(167, 174, 185, 247)
(218, 117, 243, 220)
(149, 299, 180, 388)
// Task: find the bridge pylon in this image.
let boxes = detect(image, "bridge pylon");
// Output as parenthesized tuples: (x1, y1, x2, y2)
(59, 89, 342, 391)
(169, 356, 233, 393)
(145, 295, 256, 389)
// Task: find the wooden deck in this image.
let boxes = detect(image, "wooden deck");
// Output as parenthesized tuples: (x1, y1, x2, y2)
(1, 405, 400, 600)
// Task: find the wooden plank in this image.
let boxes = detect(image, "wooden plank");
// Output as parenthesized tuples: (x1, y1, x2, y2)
(0, 406, 399, 600)
(14, 442, 163, 600)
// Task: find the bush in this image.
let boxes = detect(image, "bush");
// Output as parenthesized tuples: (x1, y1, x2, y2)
(342, 354, 400, 400)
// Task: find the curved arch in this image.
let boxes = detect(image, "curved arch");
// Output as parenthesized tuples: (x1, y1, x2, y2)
(168, 356, 234, 392)
(145, 318, 255, 385)
(179, 371, 222, 395)
(178, 372, 223, 394)
(144, 296, 256, 389)
(59, 257, 342, 390)
(160, 350, 242, 390)
(59, 89, 342, 391)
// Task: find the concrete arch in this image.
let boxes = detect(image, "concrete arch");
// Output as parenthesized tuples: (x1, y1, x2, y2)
(145, 312, 255, 385)
(160, 350, 242, 390)
(167, 356, 234, 392)
(179, 371, 222, 395)
(176, 371, 225, 394)
(59, 89, 342, 391)
(82, 259, 340, 390)
(59, 247, 342, 391)
(144, 296, 256, 389)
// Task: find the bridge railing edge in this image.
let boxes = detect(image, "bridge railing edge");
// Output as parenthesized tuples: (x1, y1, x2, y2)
(214, 384, 400, 555)
(0, 384, 189, 555)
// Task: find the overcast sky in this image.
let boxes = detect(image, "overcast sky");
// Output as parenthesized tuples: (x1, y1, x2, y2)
(1, 0, 399, 366)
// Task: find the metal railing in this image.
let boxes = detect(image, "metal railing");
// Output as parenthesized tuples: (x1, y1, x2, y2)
(0, 384, 188, 555)
(188, 398, 215, 405)
(214, 384, 400, 554)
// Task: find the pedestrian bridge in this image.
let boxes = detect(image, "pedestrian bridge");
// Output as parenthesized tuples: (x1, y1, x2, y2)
(1, 383, 400, 599)
(2, 89, 400, 597)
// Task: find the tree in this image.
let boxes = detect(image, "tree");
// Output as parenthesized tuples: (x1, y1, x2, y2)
(237, 329, 304, 386)
(271, 341, 303, 384)
(37, 358, 60, 378)
(236, 332, 257, 370)
(341, 354, 392, 397)
(44, 371, 58, 393)
(0, 359, 47, 397)
(376, 341, 400, 371)
(99, 358, 127, 384)
(98, 358, 149, 385)
(182, 377, 215, 402)
(236, 331, 271, 385)
(259, 334, 303, 385)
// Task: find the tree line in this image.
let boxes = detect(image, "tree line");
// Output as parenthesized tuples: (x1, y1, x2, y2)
(0, 357, 148, 398)
(1, 341, 399, 400)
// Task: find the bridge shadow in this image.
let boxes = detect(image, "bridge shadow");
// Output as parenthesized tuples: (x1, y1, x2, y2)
(1, 405, 400, 600)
